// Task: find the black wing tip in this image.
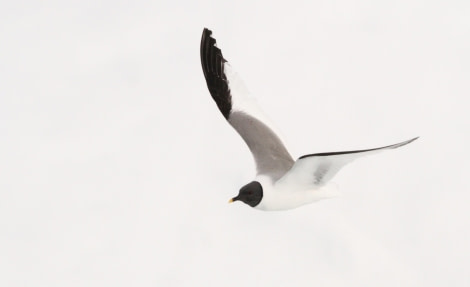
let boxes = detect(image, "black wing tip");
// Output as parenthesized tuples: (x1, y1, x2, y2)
(200, 28, 227, 63)
(201, 28, 212, 48)
(298, 137, 419, 160)
(409, 136, 420, 143)
(390, 136, 419, 149)
(200, 27, 232, 119)
(202, 28, 212, 36)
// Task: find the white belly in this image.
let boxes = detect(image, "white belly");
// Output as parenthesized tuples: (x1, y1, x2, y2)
(253, 176, 340, 211)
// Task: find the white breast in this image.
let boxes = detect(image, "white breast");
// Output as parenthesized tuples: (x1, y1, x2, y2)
(253, 176, 340, 211)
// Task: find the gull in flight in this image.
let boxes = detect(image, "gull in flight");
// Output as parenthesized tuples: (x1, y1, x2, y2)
(200, 28, 418, 211)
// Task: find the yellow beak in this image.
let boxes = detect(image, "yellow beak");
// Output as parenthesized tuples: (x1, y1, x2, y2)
(228, 198, 234, 203)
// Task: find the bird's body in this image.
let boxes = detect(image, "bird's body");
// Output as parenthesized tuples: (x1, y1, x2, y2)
(254, 175, 340, 211)
(200, 28, 417, 211)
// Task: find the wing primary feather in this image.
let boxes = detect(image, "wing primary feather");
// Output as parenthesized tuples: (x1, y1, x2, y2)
(200, 28, 232, 119)
(298, 137, 419, 159)
(278, 137, 419, 188)
(200, 28, 294, 180)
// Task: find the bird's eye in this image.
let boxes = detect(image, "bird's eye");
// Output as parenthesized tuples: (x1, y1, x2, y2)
(248, 191, 253, 195)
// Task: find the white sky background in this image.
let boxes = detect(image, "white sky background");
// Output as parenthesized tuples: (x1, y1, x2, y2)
(1, 0, 469, 286)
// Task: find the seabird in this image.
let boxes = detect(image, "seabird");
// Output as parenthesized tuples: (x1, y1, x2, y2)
(200, 28, 418, 211)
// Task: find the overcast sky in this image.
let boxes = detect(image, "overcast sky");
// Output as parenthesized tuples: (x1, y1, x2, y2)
(1, 0, 469, 286)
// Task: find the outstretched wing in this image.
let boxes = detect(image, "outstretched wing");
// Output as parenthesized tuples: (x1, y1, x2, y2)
(275, 137, 418, 189)
(200, 28, 294, 181)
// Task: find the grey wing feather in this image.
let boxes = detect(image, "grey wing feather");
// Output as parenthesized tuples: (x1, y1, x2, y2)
(229, 111, 294, 181)
(277, 137, 418, 188)
(200, 28, 294, 180)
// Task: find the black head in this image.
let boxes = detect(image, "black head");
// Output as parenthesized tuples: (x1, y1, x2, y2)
(229, 181, 263, 207)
